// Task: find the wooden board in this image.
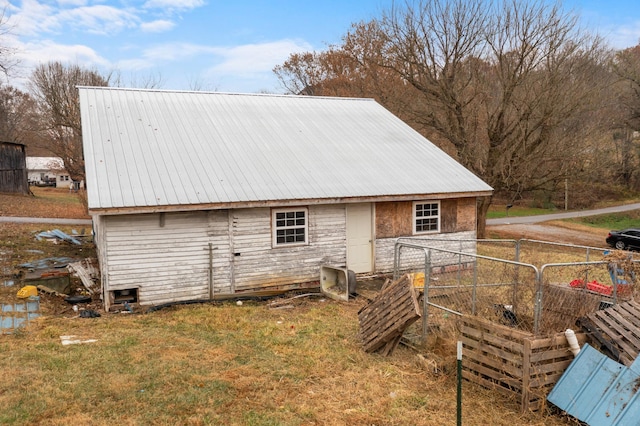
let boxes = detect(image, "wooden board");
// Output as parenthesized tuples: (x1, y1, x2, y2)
(585, 300, 640, 367)
(358, 274, 421, 355)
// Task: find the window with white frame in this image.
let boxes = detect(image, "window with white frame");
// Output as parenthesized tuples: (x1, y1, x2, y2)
(272, 208, 308, 246)
(413, 201, 440, 234)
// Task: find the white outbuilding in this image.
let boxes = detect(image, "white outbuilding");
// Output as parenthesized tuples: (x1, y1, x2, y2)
(79, 87, 492, 311)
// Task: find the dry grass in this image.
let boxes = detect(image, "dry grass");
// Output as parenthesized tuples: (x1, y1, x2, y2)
(0, 300, 577, 426)
(0, 186, 89, 219)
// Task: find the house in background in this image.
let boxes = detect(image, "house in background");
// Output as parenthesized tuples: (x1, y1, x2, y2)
(26, 157, 65, 187)
(79, 87, 493, 311)
(26, 157, 82, 189)
(0, 141, 28, 194)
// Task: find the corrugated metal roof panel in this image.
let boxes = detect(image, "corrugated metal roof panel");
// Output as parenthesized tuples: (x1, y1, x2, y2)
(79, 87, 492, 211)
(547, 343, 640, 425)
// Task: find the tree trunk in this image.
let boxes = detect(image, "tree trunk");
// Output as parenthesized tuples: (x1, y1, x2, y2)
(477, 195, 492, 239)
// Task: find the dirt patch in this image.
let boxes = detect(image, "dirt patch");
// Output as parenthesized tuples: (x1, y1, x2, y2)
(488, 221, 610, 248)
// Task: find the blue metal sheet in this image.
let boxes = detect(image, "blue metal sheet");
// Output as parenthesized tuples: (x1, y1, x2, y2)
(548, 343, 640, 425)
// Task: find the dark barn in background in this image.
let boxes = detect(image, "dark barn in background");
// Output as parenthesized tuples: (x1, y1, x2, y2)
(0, 141, 29, 194)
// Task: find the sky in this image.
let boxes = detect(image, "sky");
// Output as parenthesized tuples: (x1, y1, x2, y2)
(2, 0, 640, 94)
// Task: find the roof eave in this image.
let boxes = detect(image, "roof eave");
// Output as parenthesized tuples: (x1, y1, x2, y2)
(88, 190, 493, 216)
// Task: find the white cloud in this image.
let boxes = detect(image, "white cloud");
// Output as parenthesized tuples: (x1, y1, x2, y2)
(607, 21, 640, 49)
(209, 39, 313, 74)
(142, 42, 214, 61)
(5, 37, 110, 88)
(110, 39, 312, 92)
(17, 39, 110, 67)
(57, 5, 140, 35)
(137, 39, 312, 73)
(8, 0, 61, 36)
(7, 1, 139, 37)
(56, 0, 89, 7)
(142, 0, 205, 11)
(140, 19, 175, 33)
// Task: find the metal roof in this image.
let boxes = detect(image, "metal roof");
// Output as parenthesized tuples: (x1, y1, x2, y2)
(79, 87, 492, 212)
(26, 157, 64, 171)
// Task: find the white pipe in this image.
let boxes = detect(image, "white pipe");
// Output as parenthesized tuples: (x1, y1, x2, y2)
(565, 329, 580, 356)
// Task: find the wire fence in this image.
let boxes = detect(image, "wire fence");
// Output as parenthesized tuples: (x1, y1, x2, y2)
(392, 237, 640, 344)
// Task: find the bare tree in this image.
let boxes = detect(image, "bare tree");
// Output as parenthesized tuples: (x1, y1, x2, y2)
(28, 62, 110, 182)
(0, 7, 19, 77)
(276, 0, 611, 236)
(610, 44, 640, 189)
(380, 0, 611, 235)
(0, 85, 34, 143)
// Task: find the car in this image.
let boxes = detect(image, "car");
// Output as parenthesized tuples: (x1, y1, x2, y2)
(605, 228, 640, 251)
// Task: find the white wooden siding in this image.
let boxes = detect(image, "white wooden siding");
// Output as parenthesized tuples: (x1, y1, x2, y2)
(231, 205, 346, 291)
(97, 204, 474, 310)
(206, 210, 233, 295)
(104, 212, 210, 307)
(100, 205, 349, 307)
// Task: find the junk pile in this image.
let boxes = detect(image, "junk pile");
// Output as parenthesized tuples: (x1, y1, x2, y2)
(19, 257, 76, 295)
(568, 252, 638, 298)
(8, 256, 101, 320)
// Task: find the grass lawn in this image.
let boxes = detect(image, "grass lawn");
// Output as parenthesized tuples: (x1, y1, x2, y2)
(0, 299, 574, 426)
(0, 186, 89, 219)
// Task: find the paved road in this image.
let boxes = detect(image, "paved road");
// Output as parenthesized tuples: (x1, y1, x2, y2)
(487, 202, 640, 225)
(0, 216, 92, 225)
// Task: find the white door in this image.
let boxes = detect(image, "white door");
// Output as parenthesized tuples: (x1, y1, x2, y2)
(346, 203, 373, 273)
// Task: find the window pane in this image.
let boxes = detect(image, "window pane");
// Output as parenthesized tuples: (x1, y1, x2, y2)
(415, 202, 439, 233)
(274, 209, 307, 246)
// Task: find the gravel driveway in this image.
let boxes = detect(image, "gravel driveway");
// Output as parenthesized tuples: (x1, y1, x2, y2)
(486, 202, 640, 248)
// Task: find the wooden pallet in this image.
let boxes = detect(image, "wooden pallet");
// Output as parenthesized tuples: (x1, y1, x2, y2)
(583, 300, 640, 367)
(358, 274, 421, 356)
(461, 315, 587, 412)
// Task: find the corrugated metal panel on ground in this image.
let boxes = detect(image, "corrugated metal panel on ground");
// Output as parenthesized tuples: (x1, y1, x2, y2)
(79, 87, 492, 211)
(547, 343, 640, 425)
